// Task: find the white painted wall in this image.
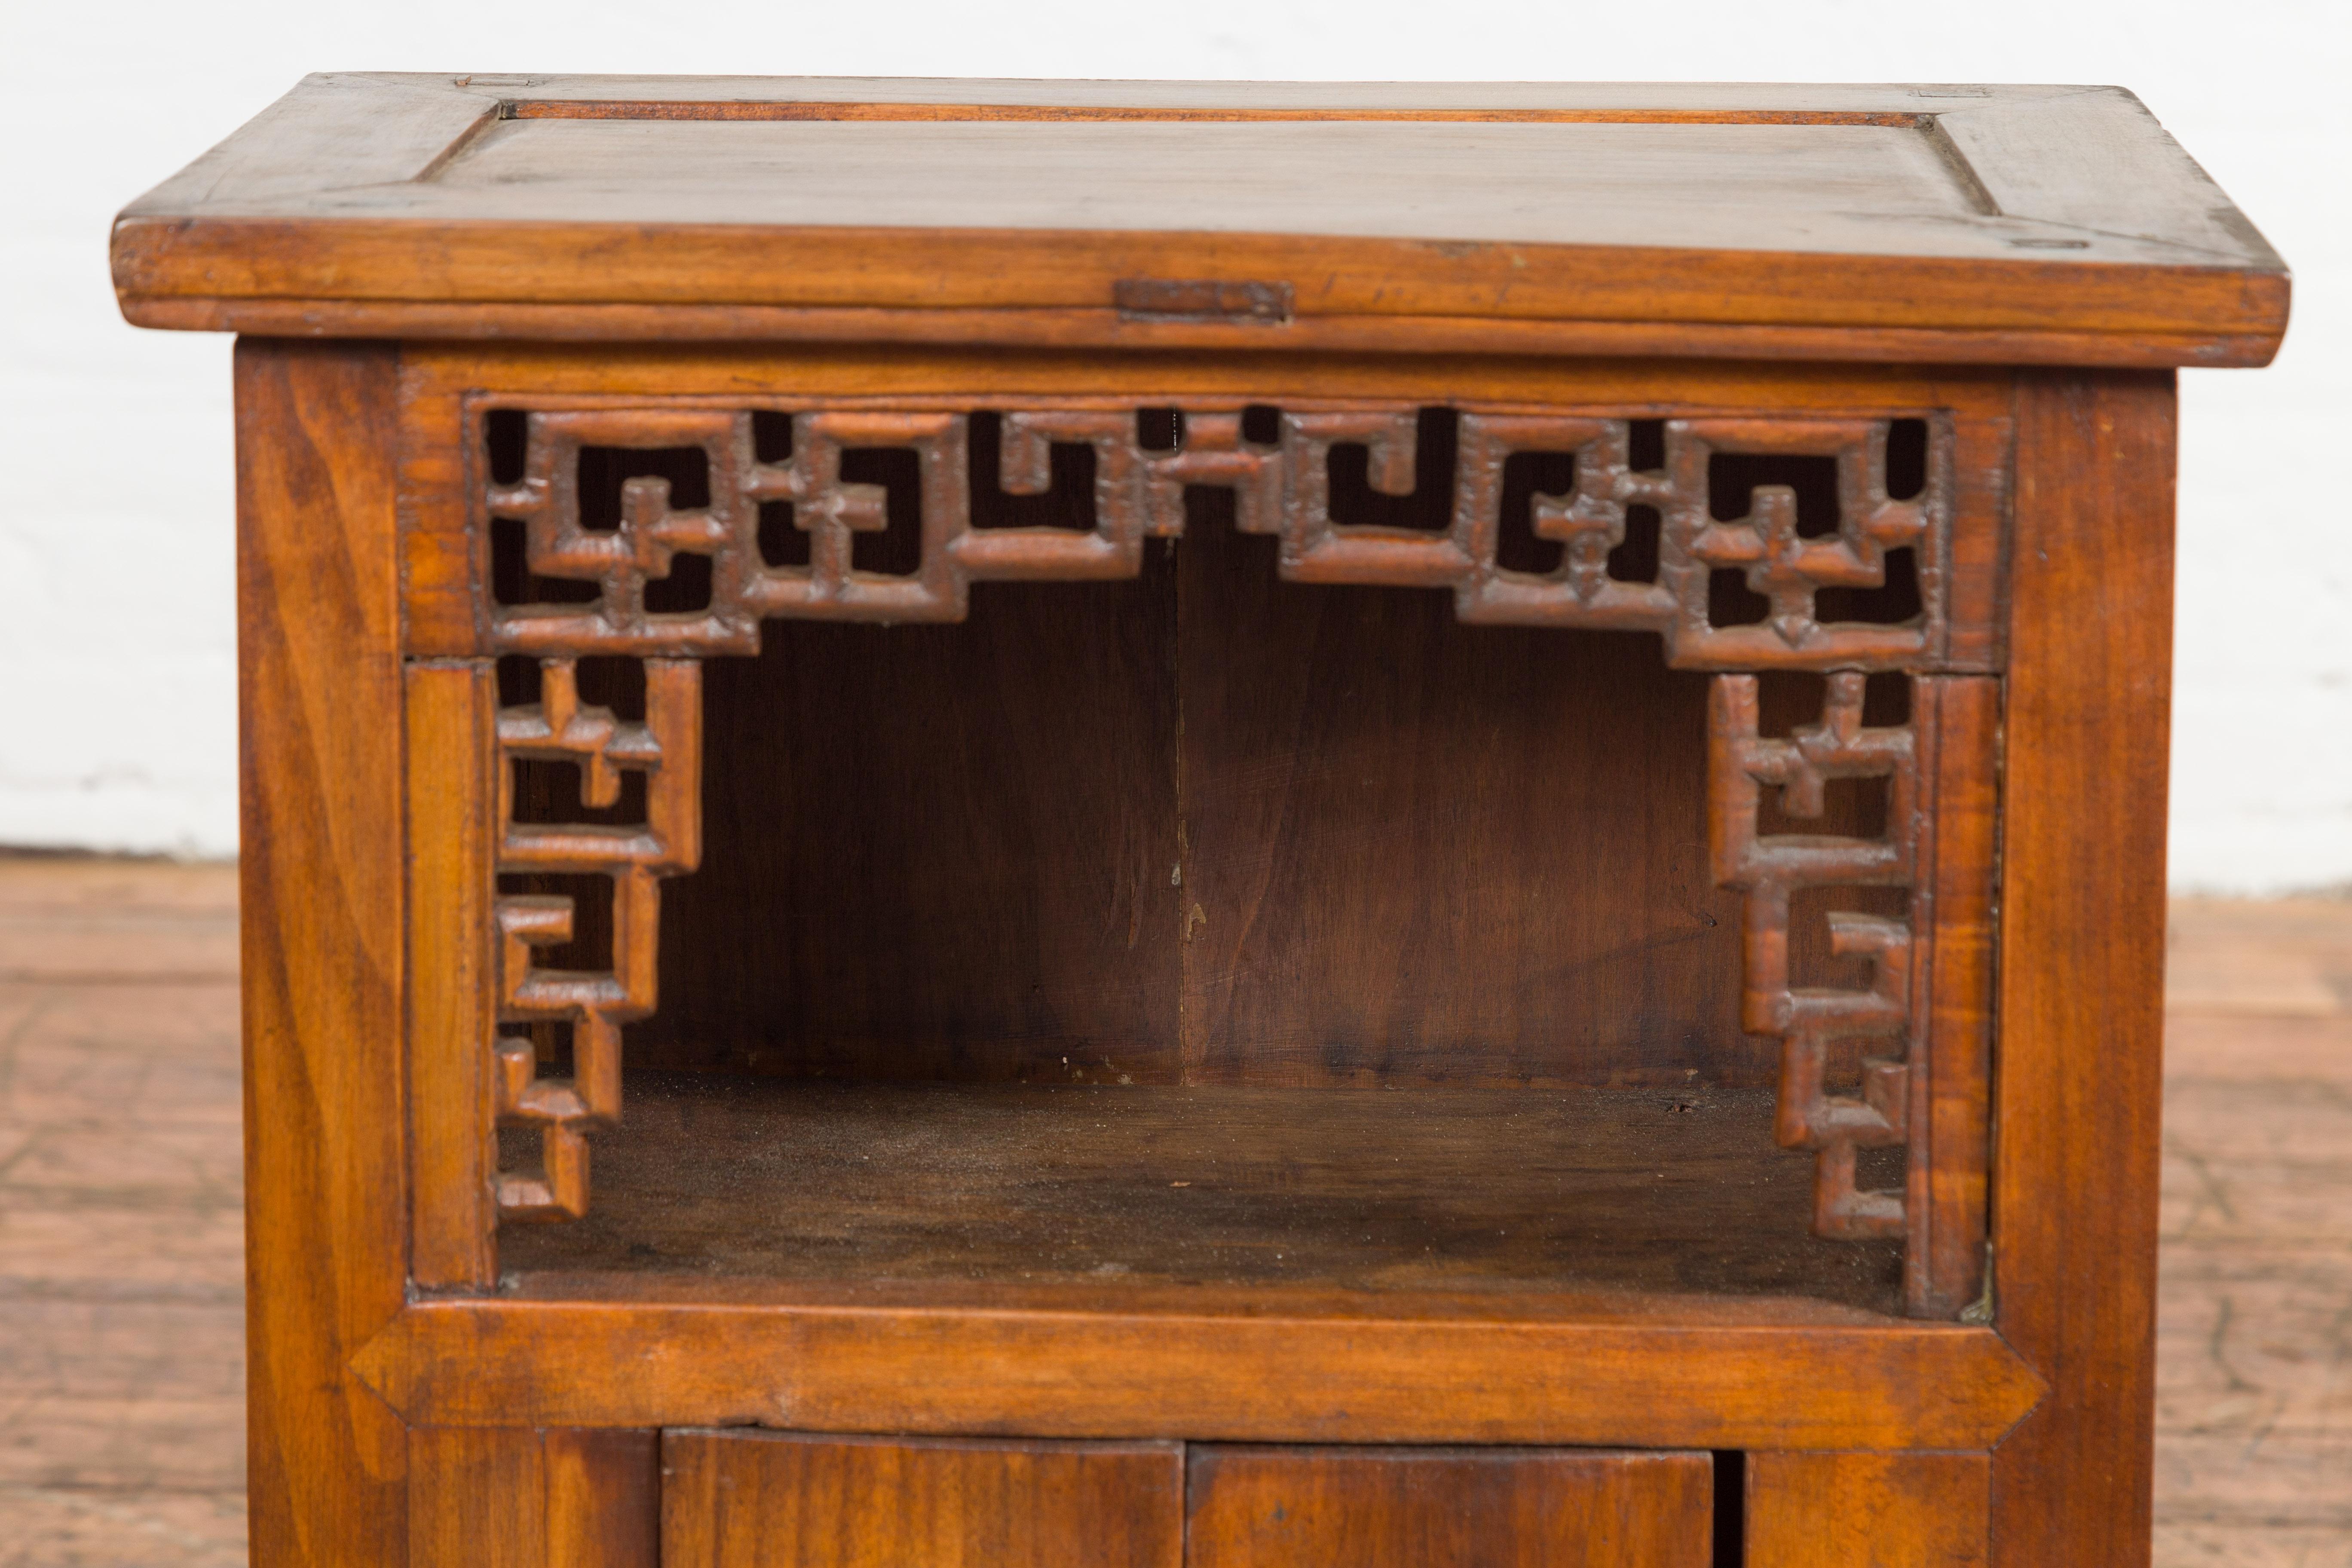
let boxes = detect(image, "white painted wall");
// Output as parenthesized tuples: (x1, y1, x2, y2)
(6, 1, 2345, 887)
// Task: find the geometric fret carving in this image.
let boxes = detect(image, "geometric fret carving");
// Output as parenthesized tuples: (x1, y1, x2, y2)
(1454, 414, 1938, 673)
(481, 403, 1949, 670)
(1674, 419, 1934, 664)
(490, 657, 701, 1219)
(474, 400, 1959, 1241)
(1709, 672, 1919, 1238)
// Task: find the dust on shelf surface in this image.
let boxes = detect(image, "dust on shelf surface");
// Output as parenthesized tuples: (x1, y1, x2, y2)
(498, 1075, 1905, 1313)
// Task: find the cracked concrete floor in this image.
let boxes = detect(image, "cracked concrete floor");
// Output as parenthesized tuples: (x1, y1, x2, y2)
(0, 857, 2345, 1564)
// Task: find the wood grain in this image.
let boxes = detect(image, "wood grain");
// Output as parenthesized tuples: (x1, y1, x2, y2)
(235, 339, 409, 1568)
(403, 343, 2021, 418)
(1185, 1445, 1712, 1568)
(1939, 417, 2010, 672)
(545, 1428, 661, 1568)
(413, 354, 2011, 1097)
(1176, 521, 1750, 1084)
(408, 1427, 545, 1568)
(112, 77, 2286, 364)
(661, 1430, 1181, 1568)
(493, 1079, 1903, 1307)
(354, 118, 2001, 240)
(1908, 677, 1998, 1316)
(651, 551, 1854, 1089)
(636, 568, 1183, 1082)
(163, 105, 2240, 1552)
(1747, 1451, 1989, 1567)
(113, 218, 2285, 368)
(134, 295, 2284, 368)
(394, 344, 2015, 657)
(352, 1289, 2042, 1449)
(32, 864, 2347, 1562)
(1990, 371, 2177, 1563)
(124, 74, 2266, 252)
(407, 1426, 658, 1568)
(405, 661, 498, 1287)
(447, 76, 2274, 266)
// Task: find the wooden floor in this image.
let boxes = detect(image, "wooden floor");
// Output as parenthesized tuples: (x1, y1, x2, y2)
(2159, 900, 2352, 1565)
(0, 858, 245, 1568)
(1, 857, 2346, 1565)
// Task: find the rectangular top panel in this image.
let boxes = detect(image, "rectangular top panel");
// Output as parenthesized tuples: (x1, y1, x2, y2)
(111, 75, 2289, 366)
(426, 119, 1992, 238)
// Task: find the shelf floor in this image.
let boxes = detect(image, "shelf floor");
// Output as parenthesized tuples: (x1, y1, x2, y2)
(498, 1074, 1906, 1312)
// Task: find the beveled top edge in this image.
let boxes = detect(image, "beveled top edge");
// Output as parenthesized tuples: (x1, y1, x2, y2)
(110, 74, 2289, 361)
(337, 71, 2099, 108)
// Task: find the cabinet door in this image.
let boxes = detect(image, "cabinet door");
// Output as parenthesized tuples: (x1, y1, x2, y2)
(661, 1430, 1182, 1568)
(1185, 1446, 1712, 1568)
(1747, 1452, 1989, 1567)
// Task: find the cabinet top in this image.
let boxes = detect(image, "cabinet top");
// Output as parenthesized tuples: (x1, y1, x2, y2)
(111, 74, 2288, 367)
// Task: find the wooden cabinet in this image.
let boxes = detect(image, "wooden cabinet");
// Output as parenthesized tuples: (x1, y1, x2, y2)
(113, 74, 2287, 1566)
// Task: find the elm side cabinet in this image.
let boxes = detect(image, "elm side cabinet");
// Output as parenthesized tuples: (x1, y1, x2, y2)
(113, 75, 2288, 1567)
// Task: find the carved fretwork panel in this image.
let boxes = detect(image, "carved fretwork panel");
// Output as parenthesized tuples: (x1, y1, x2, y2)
(1451, 414, 1941, 671)
(1709, 672, 1919, 1239)
(490, 656, 701, 1219)
(479, 401, 1955, 670)
(464, 397, 1989, 1306)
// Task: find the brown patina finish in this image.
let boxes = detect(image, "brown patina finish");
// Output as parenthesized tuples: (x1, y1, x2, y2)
(117, 74, 2282, 1568)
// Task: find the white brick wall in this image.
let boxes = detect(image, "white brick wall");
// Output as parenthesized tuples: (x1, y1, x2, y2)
(6, 1, 2345, 887)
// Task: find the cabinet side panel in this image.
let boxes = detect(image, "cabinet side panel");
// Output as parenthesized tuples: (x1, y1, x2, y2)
(1748, 1451, 1990, 1566)
(406, 661, 498, 1286)
(1185, 1445, 1712, 1568)
(236, 337, 410, 1568)
(1991, 370, 2175, 1563)
(662, 1430, 1182, 1568)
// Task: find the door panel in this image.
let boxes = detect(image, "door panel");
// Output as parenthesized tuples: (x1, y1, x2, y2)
(661, 1430, 1182, 1568)
(407, 1427, 658, 1568)
(1747, 1451, 1990, 1568)
(1184, 1445, 1712, 1568)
